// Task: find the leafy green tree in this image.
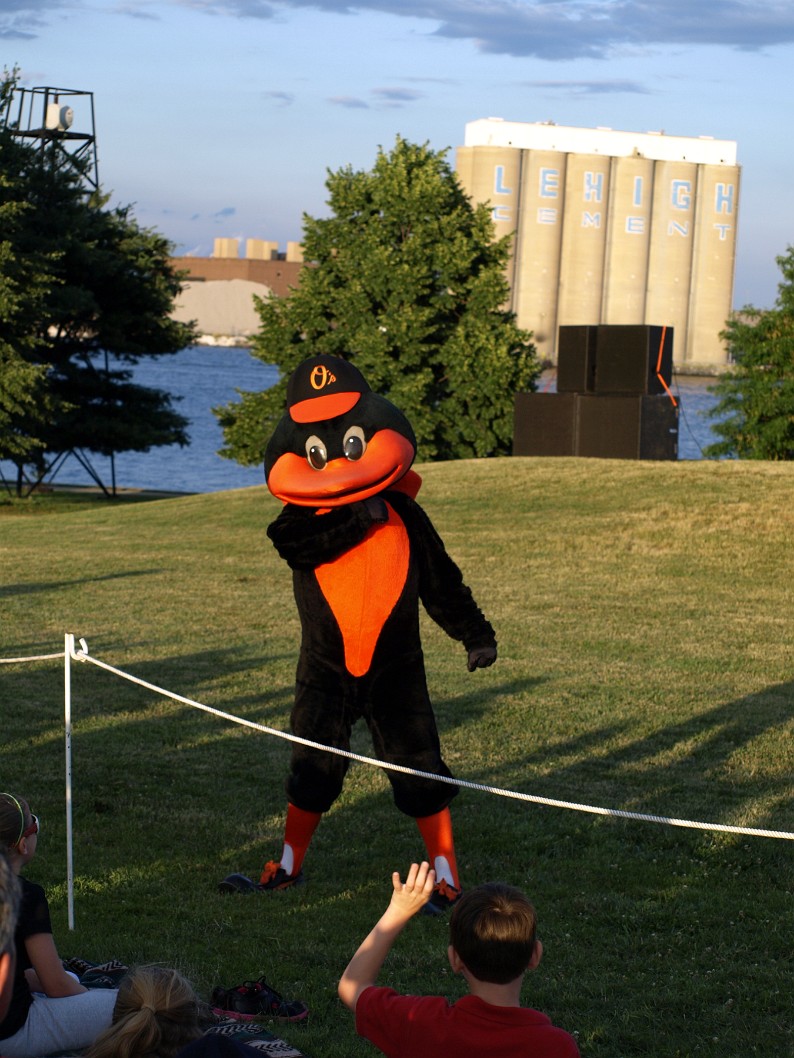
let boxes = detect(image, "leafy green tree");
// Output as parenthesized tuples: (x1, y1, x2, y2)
(0, 69, 195, 494)
(706, 246, 794, 460)
(216, 136, 539, 465)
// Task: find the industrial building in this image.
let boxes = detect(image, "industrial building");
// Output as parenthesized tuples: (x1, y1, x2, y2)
(456, 119, 740, 369)
(170, 238, 304, 339)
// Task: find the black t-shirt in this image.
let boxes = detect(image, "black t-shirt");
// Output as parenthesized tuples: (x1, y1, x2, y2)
(0, 875, 52, 1040)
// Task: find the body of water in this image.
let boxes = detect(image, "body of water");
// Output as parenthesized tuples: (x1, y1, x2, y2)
(665, 374, 726, 460)
(2, 347, 278, 495)
(1, 347, 724, 495)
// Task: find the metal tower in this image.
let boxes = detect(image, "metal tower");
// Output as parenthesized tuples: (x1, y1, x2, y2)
(1, 85, 99, 192)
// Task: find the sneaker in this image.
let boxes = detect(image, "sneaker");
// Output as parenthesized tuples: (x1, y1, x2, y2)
(422, 879, 461, 916)
(211, 977, 309, 1022)
(258, 861, 304, 891)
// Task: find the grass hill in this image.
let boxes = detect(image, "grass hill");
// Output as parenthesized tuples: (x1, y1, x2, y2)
(2, 457, 793, 1057)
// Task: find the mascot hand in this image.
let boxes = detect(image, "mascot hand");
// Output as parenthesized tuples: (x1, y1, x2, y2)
(364, 496, 389, 523)
(467, 645, 497, 672)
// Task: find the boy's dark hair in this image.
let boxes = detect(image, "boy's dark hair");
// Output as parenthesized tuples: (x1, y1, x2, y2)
(449, 882, 537, 985)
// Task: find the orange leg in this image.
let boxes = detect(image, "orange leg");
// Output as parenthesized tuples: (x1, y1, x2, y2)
(415, 807, 460, 889)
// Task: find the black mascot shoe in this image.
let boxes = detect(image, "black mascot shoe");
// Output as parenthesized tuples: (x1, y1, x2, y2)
(421, 880, 462, 916)
(218, 867, 305, 894)
(258, 861, 304, 890)
(218, 873, 260, 894)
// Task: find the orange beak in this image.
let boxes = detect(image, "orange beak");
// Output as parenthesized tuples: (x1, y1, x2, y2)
(267, 430, 415, 507)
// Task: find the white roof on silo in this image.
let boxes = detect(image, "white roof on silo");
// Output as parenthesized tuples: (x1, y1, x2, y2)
(464, 118, 737, 166)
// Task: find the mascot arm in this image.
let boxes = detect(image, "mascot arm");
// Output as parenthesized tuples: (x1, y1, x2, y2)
(267, 500, 385, 570)
(387, 492, 497, 660)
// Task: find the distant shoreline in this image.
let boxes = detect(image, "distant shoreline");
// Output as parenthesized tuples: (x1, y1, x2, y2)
(195, 338, 725, 380)
(194, 334, 253, 348)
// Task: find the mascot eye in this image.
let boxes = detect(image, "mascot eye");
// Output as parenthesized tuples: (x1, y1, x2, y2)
(305, 435, 328, 470)
(343, 426, 366, 462)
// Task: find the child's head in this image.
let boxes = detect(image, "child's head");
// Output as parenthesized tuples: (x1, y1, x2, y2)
(0, 793, 37, 857)
(86, 965, 202, 1058)
(449, 882, 538, 985)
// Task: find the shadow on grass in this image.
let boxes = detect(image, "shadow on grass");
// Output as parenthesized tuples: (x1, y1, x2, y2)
(0, 568, 165, 599)
(14, 650, 793, 839)
(7, 637, 791, 840)
(12, 669, 792, 1058)
(431, 673, 548, 731)
(0, 643, 295, 749)
(8, 661, 792, 885)
(465, 679, 794, 836)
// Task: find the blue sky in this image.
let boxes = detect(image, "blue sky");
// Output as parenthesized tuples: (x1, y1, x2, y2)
(3, 0, 793, 310)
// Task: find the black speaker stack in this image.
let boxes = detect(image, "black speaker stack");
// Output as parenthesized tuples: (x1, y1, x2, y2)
(513, 324, 680, 460)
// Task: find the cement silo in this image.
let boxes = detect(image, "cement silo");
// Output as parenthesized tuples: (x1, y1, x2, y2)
(557, 152, 612, 329)
(511, 148, 567, 351)
(457, 144, 522, 248)
(602, 155, 654, 324)
(644, 159, 699, 360)
(456, 119, 739, 369)
(686, 162, 741, 367)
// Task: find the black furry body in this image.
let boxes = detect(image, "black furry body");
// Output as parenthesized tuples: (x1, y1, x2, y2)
(267, 489, 496, 818)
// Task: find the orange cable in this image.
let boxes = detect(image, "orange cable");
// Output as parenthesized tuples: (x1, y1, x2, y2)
(656, 325, 677, 406)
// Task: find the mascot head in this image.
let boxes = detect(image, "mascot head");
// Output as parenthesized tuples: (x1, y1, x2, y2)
(265, 355, 416, 507)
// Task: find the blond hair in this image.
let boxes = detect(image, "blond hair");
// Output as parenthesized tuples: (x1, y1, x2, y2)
(86, 966, 202, 1058)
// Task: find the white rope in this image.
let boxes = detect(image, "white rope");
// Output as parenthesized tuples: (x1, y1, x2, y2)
(66, 639, 794, 843)
(0, 651, 66, 663)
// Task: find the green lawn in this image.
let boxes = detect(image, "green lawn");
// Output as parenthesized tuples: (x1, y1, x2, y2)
(2, 457, 793, 1058)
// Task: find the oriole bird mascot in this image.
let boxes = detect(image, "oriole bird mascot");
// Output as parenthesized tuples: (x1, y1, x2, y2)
(220, 354, 496, 912)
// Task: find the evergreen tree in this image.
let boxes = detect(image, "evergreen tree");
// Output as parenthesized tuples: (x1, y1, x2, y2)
(0, 70, 195, 494)
(0, 76, 53, 474)
(216, 137, 539, 465)
(706, 246, 794, 460)
(0, 204, 52, 469)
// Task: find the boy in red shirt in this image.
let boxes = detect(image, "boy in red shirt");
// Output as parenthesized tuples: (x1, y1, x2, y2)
(338, 862, 580, 1058)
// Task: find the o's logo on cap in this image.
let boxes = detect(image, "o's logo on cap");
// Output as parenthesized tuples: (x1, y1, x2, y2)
(310, 365, 337, 391)
(287, 355, 366, 422)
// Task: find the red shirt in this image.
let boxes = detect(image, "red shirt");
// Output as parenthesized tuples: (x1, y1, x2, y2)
(356, 986, 580, 1058)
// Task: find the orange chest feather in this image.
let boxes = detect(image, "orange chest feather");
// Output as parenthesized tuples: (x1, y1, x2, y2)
(314, 504, 410, 677)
